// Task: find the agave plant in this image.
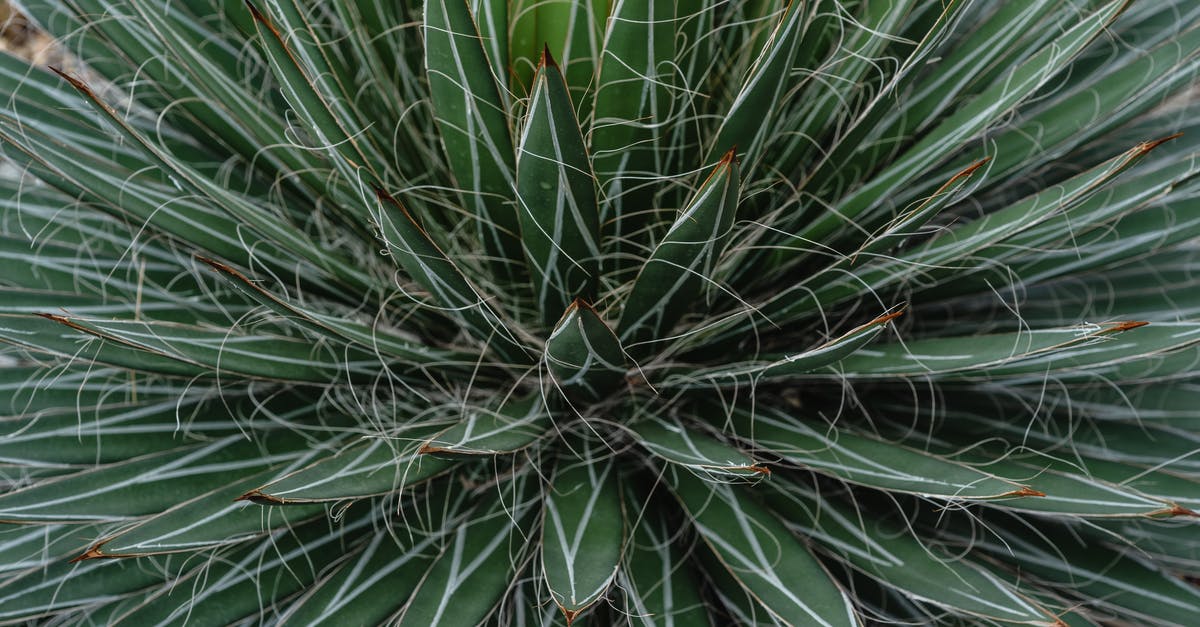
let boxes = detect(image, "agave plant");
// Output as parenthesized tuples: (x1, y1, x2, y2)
(1, 0, 1199, 624)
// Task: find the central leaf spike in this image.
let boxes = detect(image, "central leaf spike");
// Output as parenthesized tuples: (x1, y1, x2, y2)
(545, 299, 627, 401)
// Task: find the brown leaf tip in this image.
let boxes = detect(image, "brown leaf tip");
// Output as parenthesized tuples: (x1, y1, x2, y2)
(235, 489, 284, 505)
(418, 441, 448, 455)
(869, 310, 905, 326)
(950, 157, 991, 183)
(372, 184, 394, 203)
(195, 255, 243, 278)
(1101, 320, 1150, 334)
(1154, 504, 1199, 518)
(48, 66, 89, 92)
(69, 544, 108, 563)
(541, 45, 558, 69)
(1008, 486, 1046, 498)
(1138, 133, 1184, 154)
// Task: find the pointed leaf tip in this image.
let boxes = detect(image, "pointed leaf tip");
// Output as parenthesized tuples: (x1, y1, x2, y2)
(869, 310, 905, 326)
(235, 489, 283, 505)
(541, 44, 558, 68)
(952, 157, 991, 181)
(1152, 504, 1199, 518)
(243, 0, 268, 25)
(1102, 320, 1150, 334)
(1139, 133, 1184, 154)
(69, 545, 108, 563)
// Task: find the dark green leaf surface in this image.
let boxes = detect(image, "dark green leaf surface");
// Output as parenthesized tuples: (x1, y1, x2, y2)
(619, 152, 740, 351)
(516, 50, 601, 325)
(669, 471, 857, 626)
(768, 484, 1059, 625)
(85, 467, 327, 557)
(541, 450, 624, 620)
(629, 415, 767, 478)
(620, 489, 709, 627)
(0, 433, 307, 521)
(398, 476, 538, 626)
(425, 0, 521, 269)
(244, 435, 454, 504)
(420, 394, 548, 457)
(725, 407, 1036, 500)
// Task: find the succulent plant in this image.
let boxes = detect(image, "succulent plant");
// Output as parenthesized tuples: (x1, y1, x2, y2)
(1, 0, 1199, 624)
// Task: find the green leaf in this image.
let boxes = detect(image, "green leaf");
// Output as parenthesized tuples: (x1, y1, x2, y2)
(845, 2, 1070, 186)
(956, 518, 1200, 626)
(0, 557, 167, 622)
(199, 256, 479, 369)
(0, 433, 306, 522)
(243, 435, 454, 504)
(993, 378, 1200, 431)
(31, 313, 383, 383)
(725, 407, 1036, 500)
(109, 505, 381, 626)
(800, 0, 1131, 247)
(545, 300, 627, 400)
(934, 407, 1200, 476)
(628, 415, 767, 479)
(771, 0, 920, 179)
(699, 544, 787, 626)
(424, 0, 522, 272)
(246, 1, 381, 181)
(44, 67, 375, 295)
(0, 315, 192, 378)
(0, 365, 176, 417)
(1100, 519, 1200, 570)
(516, 49, 601, 325)
(398, 474, 539, 626)
(369, 188, 533, 365)
(590, 0, 675, 248)
(884, 423, 1196, 518)
(941, 14, 1200, 201)
(81, 467, 327, 558)
(618, 151, 740, 351)
(619, 490, 709, 627)
(767, 483, 1058, 625)
(510, 0, 605, 107)
(0, 396, 299, 472)
(760, 138, 1167, 327)
(664, 311, 901, 387)
(420, 394, 548, 457)
(471, 0, 509, 90)
(0, 523, 107, 576)
(828, 321, 1163, 379)
(968, 456, 1191, 519)
(849, 158, 991, 261)
(541, 449, 624, 621)
(707, 1, 813, 169)
(280, 525, 440, 627)
(668, 471, 857, 626)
